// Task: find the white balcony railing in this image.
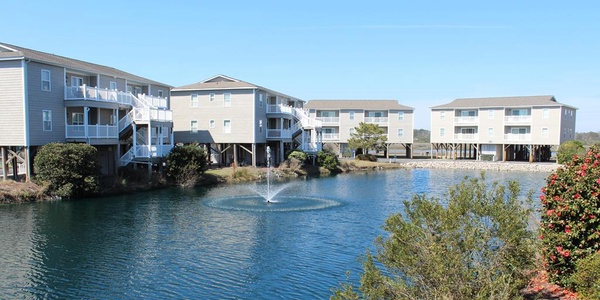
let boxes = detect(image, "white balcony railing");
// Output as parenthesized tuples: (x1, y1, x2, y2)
(65, 85, 134, 106)
(267, 129, 294, 139)
(364, 117, 388, 124)
(454, 116, 479, 124)
(504, 115, 532, 123)
(322, 133, 340, 140)
(66, 124, 118, 138)
(150, 109, 173, 122)
(317, 117, 340, 124)
(138, 94, 168, 109)
(454, 133, 479, 140)
(504, 133, 531, 141)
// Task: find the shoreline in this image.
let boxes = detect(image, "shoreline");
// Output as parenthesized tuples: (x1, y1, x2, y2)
(391, 159, 561, 173)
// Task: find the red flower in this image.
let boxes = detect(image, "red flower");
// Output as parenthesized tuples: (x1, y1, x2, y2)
(556, 246, 563, 252)
(574, 194, 581, 199)
(596, 178, 600, 185)
(565, 226, 571, 234)
(546, 209, 554, 216)
(563, 250, 570, 257)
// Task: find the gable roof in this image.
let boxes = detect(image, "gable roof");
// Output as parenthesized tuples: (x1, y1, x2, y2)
(305, 100, 414, 110)
(431, 95, 577, 110)
(0, 42, 171, 87)
(173, 75, 304, 102)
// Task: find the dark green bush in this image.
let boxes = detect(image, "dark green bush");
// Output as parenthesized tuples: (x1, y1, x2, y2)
(355, 154, 377, 162)
(557, 140, 585, 164)
(287, 150, 308, 162)
(572, 252, 600, 299)
(332, 174, 537, 300)
(317, 149, 339, 171)
(34, 143, 101, 198)
(166, 143, 207, 188)
(539, 145, 600, 287)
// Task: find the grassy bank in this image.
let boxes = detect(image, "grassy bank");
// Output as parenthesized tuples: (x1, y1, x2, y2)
(0, 159, 405, 204)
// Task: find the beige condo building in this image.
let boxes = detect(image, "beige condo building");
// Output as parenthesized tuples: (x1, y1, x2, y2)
(430, 95, 577, 162)
(305, 100, 415, 158)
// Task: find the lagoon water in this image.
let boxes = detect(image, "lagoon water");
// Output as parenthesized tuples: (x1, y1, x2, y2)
(0, 169, 549, 299)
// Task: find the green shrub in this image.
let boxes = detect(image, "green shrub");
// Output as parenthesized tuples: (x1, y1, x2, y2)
(539, 145, 600, 287)
(166, 143, 207, 188)
(317, 149, 339, 171)
(355, 154, 377, 162)
(33, 143, 101, 198)
(557, 140, 585, 164)
(287, 150, 308, 162)
(572, 252, 600, 299)
(332, 174, 537, 300)
(480, 154, 494, 161)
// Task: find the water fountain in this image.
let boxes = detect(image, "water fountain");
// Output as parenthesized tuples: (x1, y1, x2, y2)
(202, 146, 341, 212)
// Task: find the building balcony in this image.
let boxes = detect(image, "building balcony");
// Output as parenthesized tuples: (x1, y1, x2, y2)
(504, 133, 531, 142)
(267, 128, 294, 139)
(454, 133, 479, 141)
(66, 124, 118, 139)
(454, 116, 479, 124)
(65, 85, 134, 106)
(322, 133, 340, 141)
(504, 115, 532, 123)
(364, 117, 388, 124)
(317, 117, 340, 124)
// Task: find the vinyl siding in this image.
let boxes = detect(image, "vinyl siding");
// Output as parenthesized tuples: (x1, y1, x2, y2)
(388, 110, 414, 143)
(0, 60, 25, 145)
(477, 108, 503, 144)
(430, 109, 455, 143)
(254, 90, 267, 143)
(171, 89, 257, 144)
(99, 75, 126, 91)
(26, 62, 66, 145)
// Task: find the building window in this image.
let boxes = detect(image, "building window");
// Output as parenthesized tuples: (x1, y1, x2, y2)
(109, 81, 117, 90)
(72, 112, 84, 125)
(158, 90, 164, 98)
(259, 120, 263, 133)
(488, 109, 494, 119)
(398, 111, 404, 121)
(543, 108, 549, 119)
(349, 128, 355, 136)
(209, 93, 215, 102)
(259, 94, 263, 108)
(397, 128, 404, 138)
(349, 111, 355, 120)
(190, 120, 198, 133)
(42, 110, 52, 131)
(488, 127, 494, 137)
(224, 120, 231, 133)
(542, 127, 549, 138)
(209, 119, 215, 128)
(41, 69, 51, 91)
(440, 111, 445, 119)
(191, 94, 198, 107)
(440, 128, 445, 137)
(224, 93, 231, 107)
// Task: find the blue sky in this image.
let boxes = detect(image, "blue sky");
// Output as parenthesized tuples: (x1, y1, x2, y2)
(3, 1, 599, 131)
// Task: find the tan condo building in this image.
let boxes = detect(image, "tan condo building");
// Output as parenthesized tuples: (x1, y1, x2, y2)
(0, 42, 174, 180)
(170, 75, 322, 167)
(430, 95, 577, 162)
(305, 100, 415, 158)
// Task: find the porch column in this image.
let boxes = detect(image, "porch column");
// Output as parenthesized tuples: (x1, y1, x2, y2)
(1, 147, 6, 180)
(252, 143, 257, 167)
(529, 144, 534, 163)
(84, 107, 89, 138)
(279, 141, 284, 164)
(24, 147, 30, 182)
(233, 144, 238, 166)
(132, 125, 137, 156)
(148, 125, 152, 158)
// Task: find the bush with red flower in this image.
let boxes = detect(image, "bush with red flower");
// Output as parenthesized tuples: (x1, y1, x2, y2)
(539, 145, 600, 287)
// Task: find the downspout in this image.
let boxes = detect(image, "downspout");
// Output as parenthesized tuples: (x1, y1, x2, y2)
(22, 59, 31, 181)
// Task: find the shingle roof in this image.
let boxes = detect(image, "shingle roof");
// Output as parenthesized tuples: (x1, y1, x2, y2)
(305, 100, 414, 110)
(173, 75, 304, 102)
(431, 95, 577, 109)
(0, 42, 171, 87)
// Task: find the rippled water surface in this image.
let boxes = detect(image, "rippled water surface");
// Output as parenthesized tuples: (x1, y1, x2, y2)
(0, 169, 549, 299)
